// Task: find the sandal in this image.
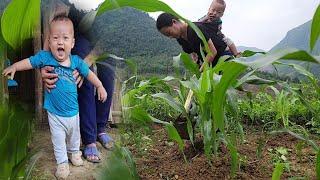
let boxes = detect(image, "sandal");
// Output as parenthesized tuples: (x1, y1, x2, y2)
(97, 133, 114, 149)
(83, 145, 101, 163)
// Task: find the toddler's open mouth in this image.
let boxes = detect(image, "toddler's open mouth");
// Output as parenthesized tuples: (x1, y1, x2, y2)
(57, 47, 65, 57)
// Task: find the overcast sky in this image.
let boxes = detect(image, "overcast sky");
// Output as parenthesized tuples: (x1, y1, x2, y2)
(70, 0, 319, 51)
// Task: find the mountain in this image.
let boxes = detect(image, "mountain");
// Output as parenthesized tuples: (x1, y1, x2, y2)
(271, 21, 320, 54)
(87, 8, 181, 74)
(88, 8, 181, 57)
(0, 0, 10, 14)
(270, 20, 320, 78)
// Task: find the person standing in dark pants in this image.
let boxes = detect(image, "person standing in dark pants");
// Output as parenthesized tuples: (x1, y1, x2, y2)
(72, 33, 115, 163)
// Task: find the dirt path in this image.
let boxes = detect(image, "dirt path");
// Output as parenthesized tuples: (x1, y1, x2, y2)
(30, 128, 117, 179)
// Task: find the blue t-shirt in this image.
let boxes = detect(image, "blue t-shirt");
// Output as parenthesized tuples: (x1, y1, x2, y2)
(29, 50, 90, 117)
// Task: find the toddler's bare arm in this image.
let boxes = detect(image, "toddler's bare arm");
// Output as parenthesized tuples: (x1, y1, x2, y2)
(2, 58, 33, 79)
(86, 71, 107, 102)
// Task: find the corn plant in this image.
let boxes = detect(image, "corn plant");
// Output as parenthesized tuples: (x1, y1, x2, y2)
(269, 86, 298, 128)
(97, 145, 139, 180)
(122, 74, 186, 151)
(0, 104, 41, 179)
(0, 0, 41, 179)
(1, 0, 40, 50)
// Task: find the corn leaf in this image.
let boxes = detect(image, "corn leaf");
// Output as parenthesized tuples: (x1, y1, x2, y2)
(272, 162, 284, 180)
(236, 74, 276, 87)
(203, 120, 212, 157)
(1, 0, 40, 49)
(200, 69, 211, 93)
(165, 123, 185, 152)
(236, 48, 320, 69)
(149, 112, 185, 152)
(213, 62, 247, 132)
(270, 129, 319, 151)
(97, 145, 139, 180)
(130, 106, 154, 124)
(310, 4, 320, 51)
(282, 83, 317, 114)
(98, 0, 177, 15)
(226, 136, 238, 178)
(152, 93, 185, 114)
(186, 117, 194, 144)
(0, 105, 33, 179)
(180, 52, 201, 78)
(241, 50, 265, 57)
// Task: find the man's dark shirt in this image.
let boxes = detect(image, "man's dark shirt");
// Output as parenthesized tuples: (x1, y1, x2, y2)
(177, 21, 227, 66)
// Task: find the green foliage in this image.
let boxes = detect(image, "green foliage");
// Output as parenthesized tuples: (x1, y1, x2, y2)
(276, 62, 320, 96)
(225, 135, 239, 178)
(237, 82, 320, 131)
(0, 104, 35, 179)
(235, 48, 320, 70)
(97, 0, 178, 16)
(295, 141, 304, 162)
(256, 138, 265, 159)
(180, 52, 200, 78)
(272, 162, 285, 180)
(268, 147, 291, 172)
(152, 93, 184, 114)
(165, 122, 185, 152)
(97, 145, 139, 180)
(121, 74, 185, 152)
(241, 50, 265, 57)
(144, 97, 178, 121)
(310, 5, 320, 51)
(238, 92, 275, 124)
(213, 61, 247, 133)
(1, 0, 40, 49)
(121, 128, 152, 156)
(270, 87, 297, 128)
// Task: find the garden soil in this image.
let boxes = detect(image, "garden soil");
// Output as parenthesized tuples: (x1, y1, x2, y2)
(131, 125, 318, 180)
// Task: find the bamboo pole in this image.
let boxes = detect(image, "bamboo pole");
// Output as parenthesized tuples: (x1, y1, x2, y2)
(34, 16, 43, 125)
(0, 43, 8, 106)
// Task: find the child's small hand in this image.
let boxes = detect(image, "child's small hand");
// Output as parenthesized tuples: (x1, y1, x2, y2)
(97, 86, 107, 103)
(2, 66, 17, 80)
(191, 53, 198, 63)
